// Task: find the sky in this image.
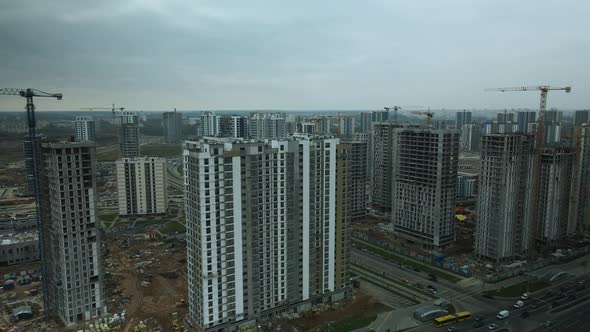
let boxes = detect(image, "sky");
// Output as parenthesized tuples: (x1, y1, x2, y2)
(0, 0, 588, 111)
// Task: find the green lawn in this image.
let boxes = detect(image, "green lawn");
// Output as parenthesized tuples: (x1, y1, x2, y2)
(483, 280, 550, 298)
(353, 239, 462, 283)
(177, 164, 184, 174)
(161, 221, 186, 234)
(98, 213, 118, 222)
(322, 315, 377, 332)
(141, 144, 182, 158)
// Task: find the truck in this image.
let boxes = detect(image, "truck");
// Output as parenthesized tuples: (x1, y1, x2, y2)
(496, 310, 510, 319)
(514, 300, 524, 308)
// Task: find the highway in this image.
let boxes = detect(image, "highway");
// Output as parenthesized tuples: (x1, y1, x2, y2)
(352, 249, 498, 313)
(408, 274, 590, 332)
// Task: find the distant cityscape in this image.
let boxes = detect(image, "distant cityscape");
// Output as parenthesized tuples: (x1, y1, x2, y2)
(1, 102, 590, 332)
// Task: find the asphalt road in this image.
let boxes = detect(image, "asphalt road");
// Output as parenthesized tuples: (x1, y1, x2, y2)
(409, 274, 590, 332)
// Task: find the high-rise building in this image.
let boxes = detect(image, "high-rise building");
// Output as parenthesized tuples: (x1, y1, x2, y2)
(220, 115, 248, 138)
(391, 128, 459, 248)
(23, 134, 44, 196)
(338, 141, 368, 220)
(517, 111, 536, 133)
(200, 111, 220, 137)
(74, 116, 96, 142)
(116, 157, 167, 216)
(118, 111, 140, 158)
(40, 141, 106, 325)
(455, 110, 472, 129)
(163, 110, 183, 144)
(536, 147, 575, 244)
(574, 110, 590, 125)
(475, 134, 535, 261)
(372, 122, 403, 211)
(460, 124, 480, 152)
(248, 113, 286, 139)
(543, 110, 563, 145)
(360, 112, 373, 133)
(184, 136, 348, 331)
(570, 124, 590, 233)
(338, 117, 355, 138)
(497, 112, 515, 123)
(318, 117, 332, 134)
(371, 110, 389, 122)
(456, 174, 478, 198)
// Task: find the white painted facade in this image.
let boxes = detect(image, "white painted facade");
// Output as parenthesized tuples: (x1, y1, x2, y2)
(116, 157, 167, 216)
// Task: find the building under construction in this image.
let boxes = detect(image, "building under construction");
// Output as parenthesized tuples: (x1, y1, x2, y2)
(475, 134, 535, 261)
(390, 127, 460, 249)
(536, 147, 575, 244)
(338, 141, 368, 221)
(372, 122, 403, 212)
(570, 124, 590, 233)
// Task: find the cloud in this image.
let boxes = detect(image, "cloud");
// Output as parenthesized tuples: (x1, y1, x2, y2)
(0, 0, 588, 111)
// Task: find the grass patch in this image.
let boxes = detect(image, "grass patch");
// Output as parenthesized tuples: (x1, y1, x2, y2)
(483, 280, 550, 297)
(322, 315, 377, 332)
(353, 239, 462, 283)
(161, 221, 186, 234)
(134, 217, 167, 226)
(98, 213, 118, 222)
(96, 149, 119, 162)
(177, 164, 183, 174)
(141, 144, 182, 158)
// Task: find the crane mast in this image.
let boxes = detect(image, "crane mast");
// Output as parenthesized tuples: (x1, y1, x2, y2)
(0, 88, 63, 319)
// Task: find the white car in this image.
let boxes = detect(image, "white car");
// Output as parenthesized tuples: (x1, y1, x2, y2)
(488, 323, 498, 330)
(521, 293, 529, 300)
(514, 300, 524, 308)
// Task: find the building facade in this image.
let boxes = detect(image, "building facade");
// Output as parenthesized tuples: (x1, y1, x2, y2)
(40, 142, 106, 325)
(248, 113, 286, 139)
(372, 122, 403, 211)
(200, 111, 220, 137)
(570, 124, 590, 232)
(74, 116, 96, 142)
(475, 134, 535, 261)
(163, 110, 183, 144)
(338, 117, 355, 138)
(220, 115, 249, 139)
(460, 124, 480, 152)
(536, 148, 575, 244)
(517, 111, 536, 133)
(184, 136, 348, 331)
(118, 111, 140, 158)
(391, 128, 460, 248)
(455, 110, 472, 129)
(116, 157, 167, 216)
(338, 141, 368, 220)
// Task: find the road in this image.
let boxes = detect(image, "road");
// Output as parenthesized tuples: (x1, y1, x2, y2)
(352, 249, 498, 313)
(408, 274, 590, 332)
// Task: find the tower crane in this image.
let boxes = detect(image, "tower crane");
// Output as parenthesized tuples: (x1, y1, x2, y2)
(485, 86, 571, 149)
(0, 88, 63, 318)
(81, 104, 125, 124)
(384, 106, 402, 121)
(411, 111, 434, 127)
(486, 85, 571, 256)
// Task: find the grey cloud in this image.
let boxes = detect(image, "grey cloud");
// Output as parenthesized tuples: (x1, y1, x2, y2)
(0, 0, 588, 111)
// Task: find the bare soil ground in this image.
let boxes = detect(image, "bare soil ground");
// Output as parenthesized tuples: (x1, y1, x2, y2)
(105, 236, 188, 331)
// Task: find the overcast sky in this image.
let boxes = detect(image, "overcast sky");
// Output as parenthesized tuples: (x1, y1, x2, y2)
(0, 0, 588, 112)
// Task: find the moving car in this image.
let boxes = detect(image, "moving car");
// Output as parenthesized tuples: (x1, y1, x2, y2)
(514, 300, 524, 308)
(488, 323, 498, 330)
(496, 310, 509, 319)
